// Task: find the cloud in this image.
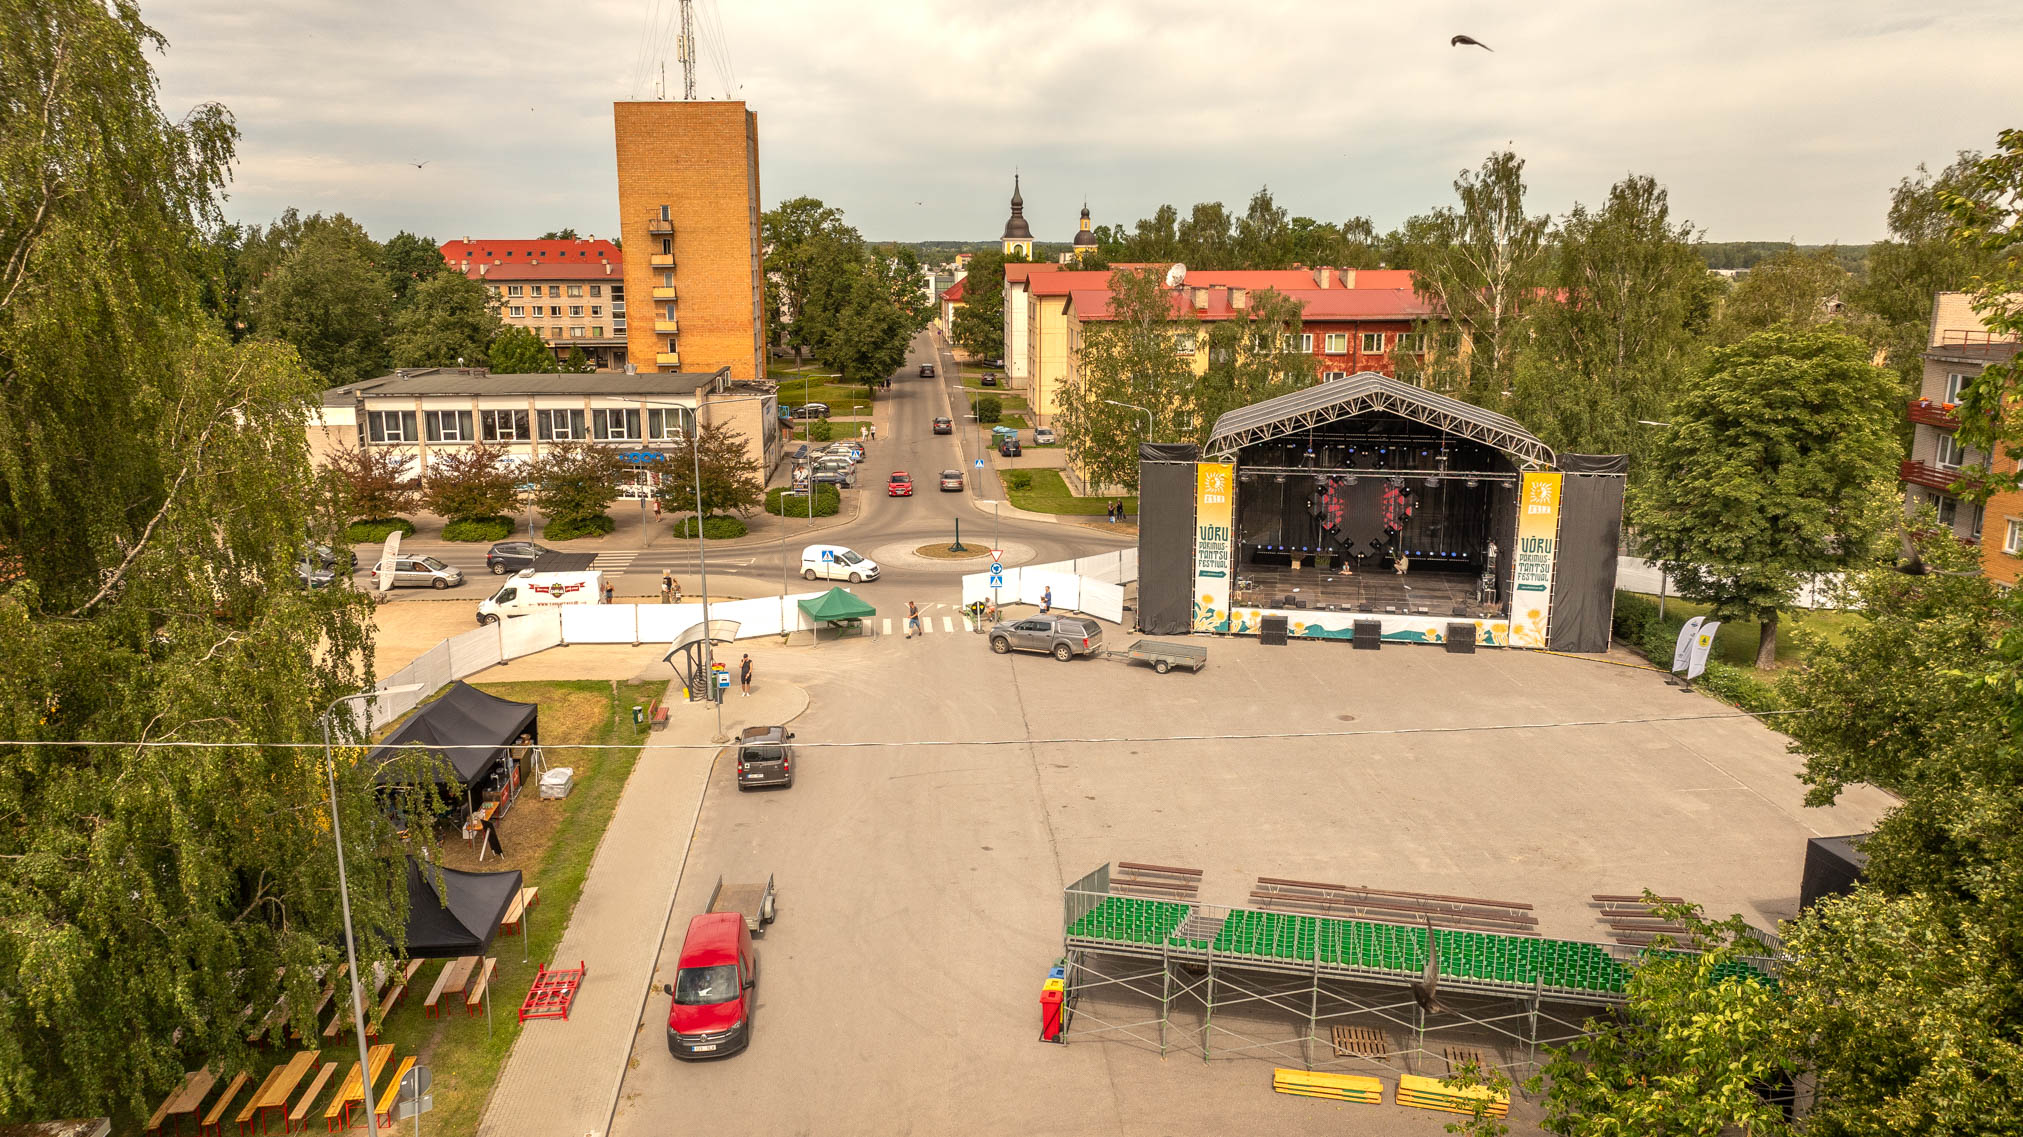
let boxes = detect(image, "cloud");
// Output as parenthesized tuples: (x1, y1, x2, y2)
(148, 0, 2022, 246)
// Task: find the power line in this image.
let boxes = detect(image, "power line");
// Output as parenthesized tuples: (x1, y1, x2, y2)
(0, 707, 1809, 754)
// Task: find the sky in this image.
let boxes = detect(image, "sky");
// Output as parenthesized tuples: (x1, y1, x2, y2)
(148, 0, 2020, 249)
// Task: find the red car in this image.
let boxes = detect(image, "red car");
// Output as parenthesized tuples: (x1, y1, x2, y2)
(663, 912, 757, 1059)
(887, 471, 913, 496)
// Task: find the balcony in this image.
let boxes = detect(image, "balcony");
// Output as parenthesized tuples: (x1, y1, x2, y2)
(646, 217, 674, 236)
(651, 287, 678, 301)
(649, 253, 675, 268)
(1901, 459, 1979, 493)
(1908, 399, 1962, 429)
(653, 319, 679, 333)
(655, 352, 681, 368)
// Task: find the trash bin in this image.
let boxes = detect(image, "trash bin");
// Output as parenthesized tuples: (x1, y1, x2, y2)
(1040, 987, 1064, 1042)
(632, 705, 644, 726)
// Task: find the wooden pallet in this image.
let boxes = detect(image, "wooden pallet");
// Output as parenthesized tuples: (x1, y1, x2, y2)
(517, 961, 586, 1023)
(1442, 1045, 1490, 1075)
(1329, 1026, 1388, 1062)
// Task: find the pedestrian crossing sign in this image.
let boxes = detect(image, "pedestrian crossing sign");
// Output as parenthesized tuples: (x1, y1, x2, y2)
(974, 459, 985, 468)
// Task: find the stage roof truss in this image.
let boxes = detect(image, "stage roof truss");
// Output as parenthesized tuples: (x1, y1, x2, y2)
(1208, 373, 1555, 470)
(1237, 465, 1520, 484)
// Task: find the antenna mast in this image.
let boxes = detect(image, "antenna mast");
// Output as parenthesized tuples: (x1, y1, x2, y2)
(677, 0, 697, 101)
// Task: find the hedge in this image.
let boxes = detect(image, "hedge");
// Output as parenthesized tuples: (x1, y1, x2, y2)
(671, 515, 749, 539)
(1610, 591, 1783, 713)
(765, 484, 841, 517)
(345, 517, 415, 542)
(973, 395, 1002, 424)
(808, 420, 834, 443)
(542, 514, 616, 541)
(1003, 470, 1034, 491)
(442, 515, 514, 543)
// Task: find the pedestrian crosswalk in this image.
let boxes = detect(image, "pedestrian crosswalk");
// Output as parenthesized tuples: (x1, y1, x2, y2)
(592, 550, 644, 573)
(879, 603, 963, 637)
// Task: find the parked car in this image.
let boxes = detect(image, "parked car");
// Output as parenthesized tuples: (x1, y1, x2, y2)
(734, 725, 796, 790)
(811, 468, 855, 489)
(939, 469, 964, 492)
(801, 543, 879, 582)
(1034, 427, 1056, 445)
(980, 373, 998, 387)
(932, 417, 953, 435)
(989, 614, 1106, 661)
(983, 358, 1004, 370)
(790, 402, 830, 420)
(792, 444, 810, 461)
(999, 437, 1022, 457)
(300, 542, 357, 572)
(486, 541, 554, 575)
(367, 555, 463, 590)
(918, 363, 936, 378)
(887, 471, 913, 497)
(294, 561, 336, 590)
(663, 912, 758, 1059)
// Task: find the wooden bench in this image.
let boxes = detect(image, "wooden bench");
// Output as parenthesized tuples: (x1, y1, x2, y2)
(373, 1057, 416, 1128)
(1592, 893, 1685, 905)
(284, 1063, 335, 1134)
(322, 1044, 391, 1132)
(235, 1064, 287, 1135)
(424, 956, 477, 1018)
(241, 1049, 317, 1135)
(148, 1069, 215, 1134)
(198, 1071, 248, 1137)
(648, 696, 669, 730)
(1112, 862, 1203, 902)
(466, 956, 497, 1016)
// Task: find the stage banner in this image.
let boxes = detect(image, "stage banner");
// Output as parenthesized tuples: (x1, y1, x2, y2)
(1686, 620, 1722, 679)
(1671, 615, 1706, 673)
(1508, 471, 1562, 648)
(1192, 462, 1235, 631)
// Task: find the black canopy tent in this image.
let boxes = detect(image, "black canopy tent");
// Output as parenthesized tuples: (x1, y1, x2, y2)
(402, 858, 522, 957)
(370, 682, 539, 812)
(1800, 833, 1870, 910)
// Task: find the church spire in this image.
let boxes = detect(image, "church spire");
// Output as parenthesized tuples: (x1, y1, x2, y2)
(1001, 173, 1033, 258)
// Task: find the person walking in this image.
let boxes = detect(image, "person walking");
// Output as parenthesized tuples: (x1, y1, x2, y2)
(739, 653, 753, 697)
(661, 572, 675, 604)
(906, 600, 922, 639)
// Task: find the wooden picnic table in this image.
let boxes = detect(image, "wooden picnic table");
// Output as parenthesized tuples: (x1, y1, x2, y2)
(425, 955, 478, 1018)
(148, 1068, 216, 1134)
(240, 1049, 317, 1134)
(322, 964, 393, 1038)
(324, 1043, 392, 1132)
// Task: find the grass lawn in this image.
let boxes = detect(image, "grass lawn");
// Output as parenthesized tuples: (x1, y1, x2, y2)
(1618, 591, 1865, 670)
(1006, 468, 1137, 516)
(991, 414, 1031, 430)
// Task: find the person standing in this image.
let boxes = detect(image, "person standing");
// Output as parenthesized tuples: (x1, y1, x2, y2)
(661, 572, 675, 604)
(739, 653, 753, 697)
(603, 581, 615, 604)
(906, 600, 921, 639)
(1040, 585, 1053, 614)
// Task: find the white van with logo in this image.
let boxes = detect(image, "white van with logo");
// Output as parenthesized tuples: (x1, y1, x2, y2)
(800, 545, 879, 583)
(477, 569, 606, 624)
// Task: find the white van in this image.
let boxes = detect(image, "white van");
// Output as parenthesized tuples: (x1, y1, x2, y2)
(801, 544, 879, 583)
(477, 569, 606, 624)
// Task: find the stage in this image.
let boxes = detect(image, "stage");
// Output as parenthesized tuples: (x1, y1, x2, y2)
(1231, 563, 1504, 620)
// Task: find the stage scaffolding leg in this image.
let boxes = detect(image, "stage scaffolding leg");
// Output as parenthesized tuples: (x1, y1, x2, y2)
(1304, 937, 1322, 1070)
(1528, 976, 1543, 1076)
(1202, 961, 1216, 1064)
(1159, 941, 1170, 1056)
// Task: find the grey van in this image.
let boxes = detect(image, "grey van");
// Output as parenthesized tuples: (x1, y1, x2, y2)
(368, 555, 464, 590)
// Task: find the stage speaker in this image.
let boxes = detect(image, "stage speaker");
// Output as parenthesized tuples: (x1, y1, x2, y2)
(1452, 602, 1469, 617)
(1445, 623, 1476, 654)
(1353, 619, 1382, 650)
(1260, 614, 1290, 646)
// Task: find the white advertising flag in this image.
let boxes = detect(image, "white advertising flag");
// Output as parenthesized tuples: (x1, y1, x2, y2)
(1671, 616, 1705, 674)
(377, 530, 402, 596)
(1686, 620, 1722, 679)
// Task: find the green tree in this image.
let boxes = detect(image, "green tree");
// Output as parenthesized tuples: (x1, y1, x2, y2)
(1539, 901, 1790, 1137)
(951, 246, 1024, 361)
(528, 441, 622, 533)
(387, 270, 499, 368)
(1233, 187, 1291, 268)
(1177, 201, 1235, 265)
(421, 444, 518, 522)
(1941, 128, 2023, 490)
(379, 229, 444, 306)
(488, 325, 558, 374)
(540, 228, 580, 240)
(1405, 150, 1552, 406)
(869, 244, 934, 331)
(0, 1, 407, 1116)
(1194, 288, 1310, 439)
(973, 394, 1002, 424)
(1056, 268, 1197, 491)
(253, 224, 394, 383)
(323, 444, 421, 521)
(1633, 327, 1900, 667)
(1852, 154, 2002, 391)
(1716, 247, 1854, 340)
(814, 267, 912, 387)
(1512, 174, 1708, 462)
(655, 422, 764, 519)
(560, 346, 593, 373)
(762, 196, 859, 357)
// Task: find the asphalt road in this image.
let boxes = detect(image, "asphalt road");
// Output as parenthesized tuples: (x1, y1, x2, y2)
(355, 332, 1127, 604)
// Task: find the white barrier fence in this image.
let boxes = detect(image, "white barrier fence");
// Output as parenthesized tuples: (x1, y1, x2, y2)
(962, 550, 1137, 626)
(365, 591, 834, 731)
(1615, 556, 1841, 611)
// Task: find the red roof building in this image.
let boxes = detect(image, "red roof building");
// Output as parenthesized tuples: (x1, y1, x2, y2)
(440, 240, 628, 369)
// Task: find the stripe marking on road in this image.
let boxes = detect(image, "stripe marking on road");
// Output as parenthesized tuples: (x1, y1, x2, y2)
(882, 618, 893, 636)
(941, 616, 954, 633)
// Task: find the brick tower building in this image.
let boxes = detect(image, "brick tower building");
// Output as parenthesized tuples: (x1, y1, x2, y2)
(612, 101, 767, 381)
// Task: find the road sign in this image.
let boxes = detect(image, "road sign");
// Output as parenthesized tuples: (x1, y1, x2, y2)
(397, 1066, 431, 1102)
(974, 459, 985, 468)
(989, 549, 1003, 561)
(389, 1064, 433, 1121)
(989, 562, 1002, 575)
(821, 549, 835, 562)
(989, 573, 1004, 588)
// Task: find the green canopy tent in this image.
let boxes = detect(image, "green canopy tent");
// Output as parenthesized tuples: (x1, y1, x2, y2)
(798, 587, 877, 636)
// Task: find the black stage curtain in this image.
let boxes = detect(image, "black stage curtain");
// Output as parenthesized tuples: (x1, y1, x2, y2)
(1137, 445, 1199, 635)
(1237, 474, 1497, 574)
(1549, 459, 1628, 653)
(1800, 834, 1869, 910)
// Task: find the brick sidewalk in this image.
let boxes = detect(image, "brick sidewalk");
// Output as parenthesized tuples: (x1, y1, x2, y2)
(475, 681, 811, 1137)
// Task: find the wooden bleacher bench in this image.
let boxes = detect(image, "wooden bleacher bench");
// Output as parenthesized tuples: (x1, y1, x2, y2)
(1592, 893, 1685, 905)
(198, 1070, 247, 1136)
(286, 1063, 335, 1133)
(648, 696, 669, 731)
(1111, 862, 1203, 902)
(1259, 876, 1535, 912)
(374, 1057, 416, 1128)
(466, 957, 497, 1016)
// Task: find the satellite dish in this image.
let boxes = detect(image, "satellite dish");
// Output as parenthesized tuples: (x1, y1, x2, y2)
(1165, 263, 1187, 288)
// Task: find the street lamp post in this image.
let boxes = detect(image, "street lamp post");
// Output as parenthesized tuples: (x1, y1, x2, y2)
(1103, 398, 1155, 440)
(318, 683, 424, 1137)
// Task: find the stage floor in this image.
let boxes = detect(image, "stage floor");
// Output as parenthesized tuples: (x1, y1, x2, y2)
(1232, 563, 1506, 619)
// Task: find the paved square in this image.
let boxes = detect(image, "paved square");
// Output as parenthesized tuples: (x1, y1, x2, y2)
(602, 628, 1891, 1136)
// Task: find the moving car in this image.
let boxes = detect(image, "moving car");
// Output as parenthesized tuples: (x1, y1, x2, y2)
(939, 469, 964, 492)
(1034, 427, 1056, 445)
(801, 544, 879, 582)
(367, 555, 463, 590)
(887, 471, 913, 497)
(476, 569, 605, 623)
(999, 437, 1022, 457)
(663, 911, 759, 1059)
(989, 614, 1106, 661)
(790, 402, 830, 420)
(734, 725, 796, 789)
(918, 363, 936, 378)
(486, 540, 554, 575)
(932, 417, 953, 435)
(980, 373, 998, 387)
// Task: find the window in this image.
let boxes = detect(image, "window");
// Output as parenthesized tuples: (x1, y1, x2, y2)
(659, 205, 671, 221)
(660, 238, 672, 255)
(569, 305, 583, 317)
(508, 306, 524, 318)
(423, 410, 473, 443)
(569, 326, 585, 338)
(1322, 370, 1348, 381)
(1300, 333, 1314, 353)
(1324, 333, 1348, 354)
(480, 409, 528, 442)
(1972, 503, 1986, 541)
(647, 407, 694, 440)
(590, 285, 602, 297)
(1937, 495, 1959, 526)
(365, 410, 416, 443)
(591, 326, 603, 338)
(1395, 332, 1427, 353)
(590, 305, 602, 316)
(1945, 372, 1970, 404)
(1936, 432, 1966, 470)
(660, 272, 674, 287)
(507, 285, 523, 297)
(1175, 332, 1196, 356)
(590, 408, 640, 440)
(2006, 519, 2023, 556)
(551, 327, 564, 338)
(536, 409, 586, 440)
(566, 285, 583, 297)
(486, 285, 501, 297)
(1360, 332, 1386, 353)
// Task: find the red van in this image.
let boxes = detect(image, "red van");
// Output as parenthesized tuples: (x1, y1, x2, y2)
(663, 911, 757, 1058)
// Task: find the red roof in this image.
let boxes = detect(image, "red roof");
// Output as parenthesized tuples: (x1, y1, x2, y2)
(1026, 270, 1136, 297)
(441, 239, 621, 265)
(1066, 286, 1433, 323)
(462, 262, 624, 282)
(941, 277, 967, 302)
(1004, 263, 1067, 284)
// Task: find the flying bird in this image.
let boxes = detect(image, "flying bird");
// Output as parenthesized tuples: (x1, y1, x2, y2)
(411, 161, 429, 169)
(1408, 917, 1448, 1015)
(1450, 34, 1493, 51)
(1896, 521, 1984, 577)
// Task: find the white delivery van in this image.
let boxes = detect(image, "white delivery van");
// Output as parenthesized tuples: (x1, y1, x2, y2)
(801, 544, 879, 583)
(477, 569, 606, 624)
